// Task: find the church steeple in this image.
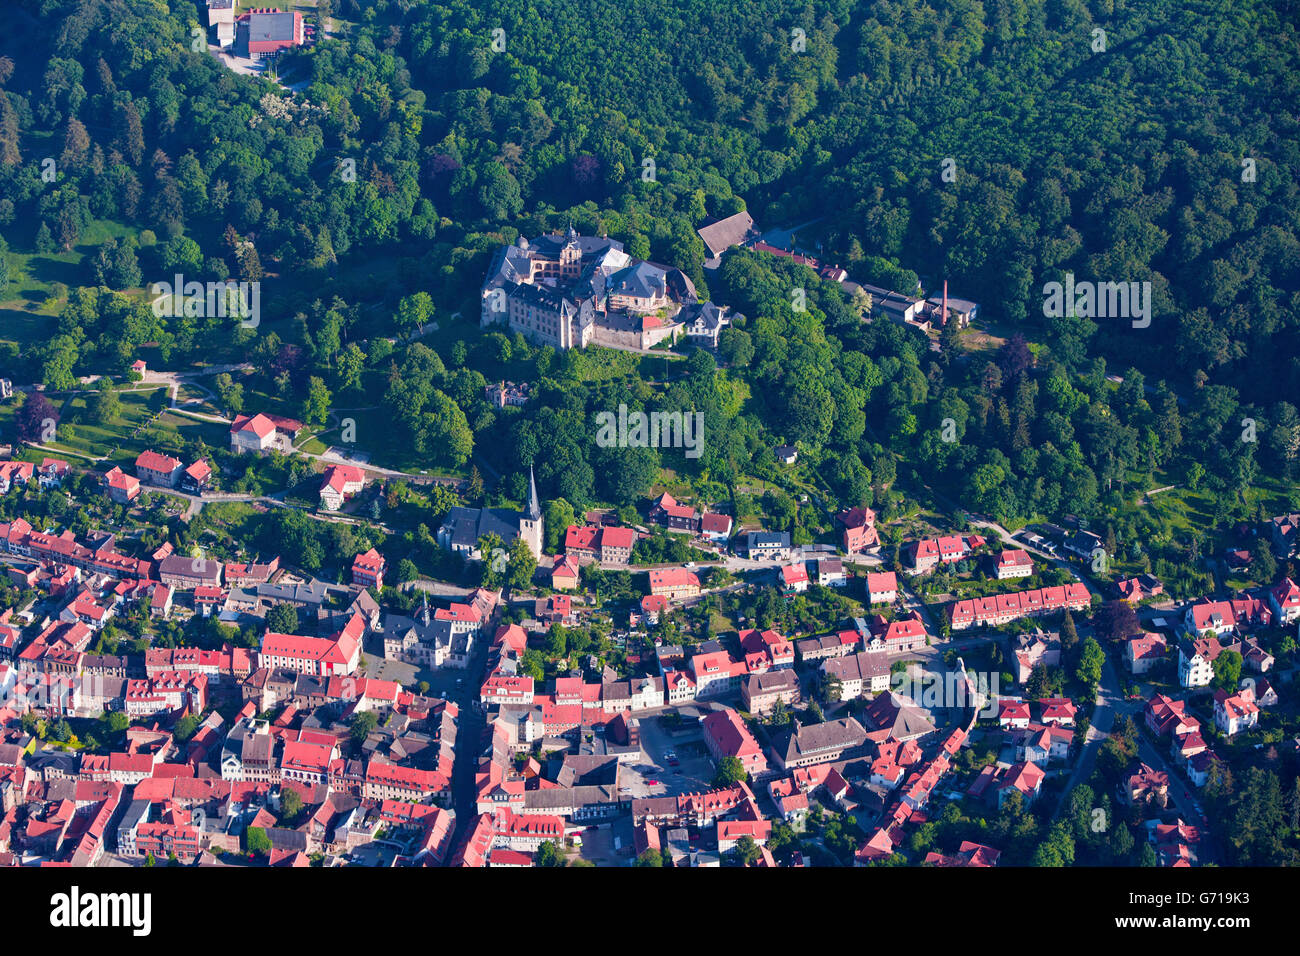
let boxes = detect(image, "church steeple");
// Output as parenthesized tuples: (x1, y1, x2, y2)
(527, 466, 542, 520)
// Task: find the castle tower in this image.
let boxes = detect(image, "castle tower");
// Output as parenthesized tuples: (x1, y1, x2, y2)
(519, 466, 544, 559)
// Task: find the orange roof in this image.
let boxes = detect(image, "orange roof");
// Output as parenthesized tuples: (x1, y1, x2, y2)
(231, 413, 276, 439)
(135, 450, 182, 474)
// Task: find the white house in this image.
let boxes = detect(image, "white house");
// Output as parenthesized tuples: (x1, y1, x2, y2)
(230, 414, 278, 454)
(1178, 638, 1225, 689)
(1212, 688, 1259, 737)
(994, 550, 1034, 580)
(319, 465, 365, 512)
(865, 571, 898, 605)
(1268, 577, 1300, 625)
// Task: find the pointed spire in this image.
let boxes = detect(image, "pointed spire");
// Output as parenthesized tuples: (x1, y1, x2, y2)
(527, 465, 541, 520)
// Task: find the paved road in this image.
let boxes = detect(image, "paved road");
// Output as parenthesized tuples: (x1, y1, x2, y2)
(1133, 723, 1203, 825)
(142, 485, 394, 531)
(446, 609, 496, 856)
(1051, 650, 1120, 821)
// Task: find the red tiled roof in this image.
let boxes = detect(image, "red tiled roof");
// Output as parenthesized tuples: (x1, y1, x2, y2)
(136, 450, 182, 474)
(231, 413, 276, 438)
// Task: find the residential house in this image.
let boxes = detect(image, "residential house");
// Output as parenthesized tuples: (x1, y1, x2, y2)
(36, 458, 69, 488)
(103, 467, 141, 504)
(1213, 687, 1259, 737)
(649, 493, 699, 533)
(859, 612, 927, 653)
(1267, 577, 1300, 625)
(1065, 530, 1104, 560)
(551, 555, 581, 591)
(702, 708, 768, 776)
(679, 301, 735, 349)
(865, 571, 898, 605)
(794, 631, 859, 665)
(319, 465, 366, 512)
(779, 563, 809, 595)
(1178, 635, 1240, 689)
(1117, 574, 1164, 603)
(816, 557, 846, 588)
(837, 507, 880, 554)
(1126, 764, 1169, 806)
(742, 670, 800, 716)
(948, 582, 1090, 630)
(907, 534, 982, 574)
(699, 512, 733, 546)
(134, 450, 183, 488)
(351, 548, 385, 590)
(994, 549, 1034, 580)
(1269, 512, 1300, 558)
(1126, 632, 1167, 675)
(967, 761, 1045, 808)
(998, 699, 1031, 730)
(647, 568, 700, 601)
(1009, 630, 1060, 683)
(1038, 698, 1077, 726)
(180, 460, 212, 494)
(820, 652, 891, 701)
(744, 531, 790, 561)
(1145, 694, 1199, 738)
(1183, 594, 1272, 637)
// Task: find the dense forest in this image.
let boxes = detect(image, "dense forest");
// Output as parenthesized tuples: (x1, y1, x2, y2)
(0, 0, 1298, 530)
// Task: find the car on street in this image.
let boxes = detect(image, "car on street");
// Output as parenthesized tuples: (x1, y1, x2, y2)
(647, 779, 660, 786)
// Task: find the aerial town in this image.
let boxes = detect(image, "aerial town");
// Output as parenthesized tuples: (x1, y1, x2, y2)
(0, 0, 1295, 916)
(0, 417, 1297, 870)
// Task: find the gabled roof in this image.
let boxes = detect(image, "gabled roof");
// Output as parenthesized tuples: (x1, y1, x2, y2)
(322, 465, 364, 493)
(135, 450, 182, 474)
(231, 413, 276, 439)
(697, 212, 755, 258)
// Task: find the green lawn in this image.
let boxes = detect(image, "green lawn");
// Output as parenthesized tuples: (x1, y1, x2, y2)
(12, 387, 230, 465)
(1, 218, 142, 313)
(0, 305, 53, 349)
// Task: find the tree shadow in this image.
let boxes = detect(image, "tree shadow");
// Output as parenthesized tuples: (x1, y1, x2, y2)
(24, 255, 86, 288)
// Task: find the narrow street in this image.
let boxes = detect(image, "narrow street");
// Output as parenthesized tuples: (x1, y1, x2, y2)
(1050, 652, 1120, 821)
(446, 608, 496, 855)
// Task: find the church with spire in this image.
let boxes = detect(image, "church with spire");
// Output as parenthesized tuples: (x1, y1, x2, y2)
(520, 465, 544, 557)
(436, 466, 544, 561)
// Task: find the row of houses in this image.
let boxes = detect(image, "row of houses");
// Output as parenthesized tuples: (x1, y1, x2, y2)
(948, 582, 1091, 630)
